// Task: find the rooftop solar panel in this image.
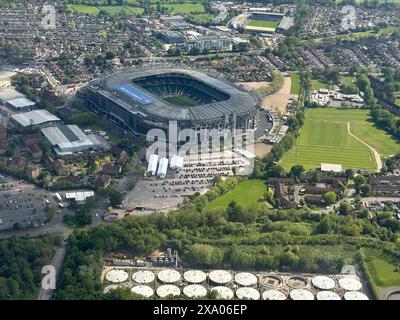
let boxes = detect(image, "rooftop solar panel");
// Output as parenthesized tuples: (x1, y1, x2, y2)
(116, 83, 155, 106)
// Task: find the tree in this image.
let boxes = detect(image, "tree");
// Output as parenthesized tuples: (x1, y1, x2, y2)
(354, 175, 366, 193)
(187, 244, 223, 267)
(345, 169, 354, 180)
(289, 165, 305, 178)
(338, 200, 351, 215)
(109, 190, 123, 207)
(359, 184, 371, 197)
(323, 192, 337, 205)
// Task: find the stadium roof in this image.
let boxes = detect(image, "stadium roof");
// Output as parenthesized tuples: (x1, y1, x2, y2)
(11, 109, 60, 127)
(41, 125, 96, 155)
(98, 68, 259, 122)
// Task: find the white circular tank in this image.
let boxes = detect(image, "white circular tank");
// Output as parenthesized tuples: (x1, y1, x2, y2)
(209, 270, 233, 285)
(183, 284, 208, 298)
(262, 289, 287, 300)
(235, 272, 258, 287)
(339, 277, 362, 291)
(211, 286, 234, 300)
(157, 269, 181, 284)
(131, 285, 154, 298)
(344, 291, 369, 300)
(236, 287, 261, 300)
(312, 276, 336, 290)
(316, 291, 341, 300)
(290, 289, 314, 300)
(156, 285, 181, 298)
(183, 270, 207, 284)
(105, 269, 128, 283)
(103, 284, 120, 293)
(132, 270, 155, 284)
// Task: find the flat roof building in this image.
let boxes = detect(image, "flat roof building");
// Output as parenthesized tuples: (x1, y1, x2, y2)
(11, 109, 61, 128)
(41, 125, 97, 155)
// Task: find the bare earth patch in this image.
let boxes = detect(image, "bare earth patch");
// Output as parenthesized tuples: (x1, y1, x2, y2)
(252, 143, 273, 159)
(239, 81, 271, 91)
(262, 76, 293, 114)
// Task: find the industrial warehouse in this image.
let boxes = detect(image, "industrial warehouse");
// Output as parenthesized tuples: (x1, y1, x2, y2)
(82, 68, 260, 136)
(101, 265, 370, 300)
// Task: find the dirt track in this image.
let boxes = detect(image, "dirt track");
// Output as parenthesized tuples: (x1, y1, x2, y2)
(262, 76, 293, 114)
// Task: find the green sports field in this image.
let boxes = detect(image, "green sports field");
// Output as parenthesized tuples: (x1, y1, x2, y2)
(246, 19, 280, 29)
(164, 95, 197, 107)
(280, 108, 400, 172)
(203, 179, 267, 211)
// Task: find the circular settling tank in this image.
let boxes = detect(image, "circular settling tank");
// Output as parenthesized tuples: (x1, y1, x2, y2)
(259, 274, 283, 288)
(157, 269, 181, 284)
(344, 291, 369, 300)
(131, 285, 154, 298)
(312, 276, 336, 290)
(235, 272, 258, 287)
(286, 275, 309, 289)
(262, 289, 287, 300)
(132, 270, 155, 284)
(236, 287, 261, 300)
(183, 270, 207, 284)
(209, 270, 233, 285)
(338, 277, 362, 291)
(289, 289, 314, 300)
(105, 269, 129, 283)
(156, 285, 181, 298)
(211, 286, 234, 300)
(183, 285, 208, 298)
(316, 291, 341, 300)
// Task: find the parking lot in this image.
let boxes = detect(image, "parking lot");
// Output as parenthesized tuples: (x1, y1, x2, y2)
(0, 176, 57, 231)
(123, 151, 252, 212)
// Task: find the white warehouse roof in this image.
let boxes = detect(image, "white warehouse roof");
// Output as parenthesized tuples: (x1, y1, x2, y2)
(0, 88, 24, 102)
(41, 125, 96, 155)
(7, 97, 35, 109)
(65, 191, 95, 202)
(12, 109, 60, 127)
(157, 158, 168, 177)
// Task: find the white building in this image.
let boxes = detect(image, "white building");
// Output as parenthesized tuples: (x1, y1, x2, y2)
(157, 158, 168, 178)
(11, 109, 61, 128)
(41, 125, 97, 155)
(170, 155, 184, 171)
(147, 154, 159, 176)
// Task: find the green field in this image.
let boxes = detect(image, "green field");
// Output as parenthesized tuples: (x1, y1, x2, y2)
(164, 95, 198, 107)
(246, 18, 280, 30)
(367, 257, 400, 288)
(396, 98, 400, 107)
(290, 73, 301, 95)
(280, 108, 400, 171)
(203, 179, 267, 211)
(159, 3, 205, 14)
(67, 4, 144, 15)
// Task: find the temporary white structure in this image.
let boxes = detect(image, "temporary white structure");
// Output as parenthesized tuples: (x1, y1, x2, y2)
(170, 155, 184, 170)
(157, 158, 168, 178)
(147, 154, 159, 176)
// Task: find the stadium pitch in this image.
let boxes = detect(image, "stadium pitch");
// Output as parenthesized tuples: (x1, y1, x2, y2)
(280, 108, 400, 172)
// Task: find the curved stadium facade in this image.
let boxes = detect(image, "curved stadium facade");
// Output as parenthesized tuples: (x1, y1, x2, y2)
(84, 68, 260, 136)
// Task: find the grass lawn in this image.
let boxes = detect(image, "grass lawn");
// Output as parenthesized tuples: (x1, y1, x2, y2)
(246, 18, 280, 29)
(280, 108, 400, 171)
(160, 3, 205, 14)
(203, 179, 267, 211)
(187, 13, 215, 24)
(364, 248, 400, 292)
(164, 95, 198, 107)
(67, 4, 100, 15)
(311, 79, 327, 90)
(340, 75, 356, 86)
(67, 4, 143, 15)
(290, 73, 301, 95)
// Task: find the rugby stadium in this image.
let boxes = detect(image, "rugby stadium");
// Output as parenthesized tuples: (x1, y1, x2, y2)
(83, 68, 260, 136)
